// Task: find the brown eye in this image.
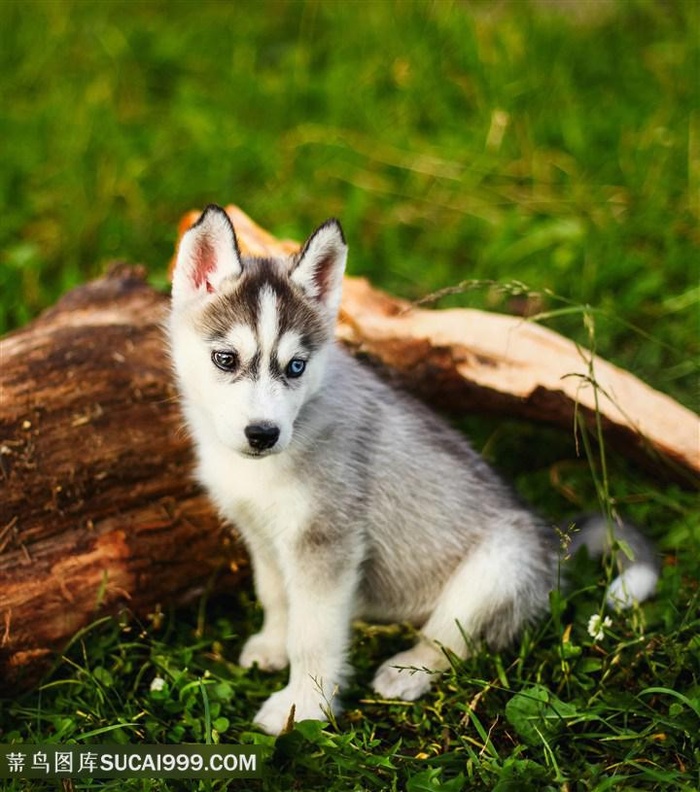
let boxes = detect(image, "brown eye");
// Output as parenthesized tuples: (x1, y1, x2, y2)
(212, 350, 239, 372)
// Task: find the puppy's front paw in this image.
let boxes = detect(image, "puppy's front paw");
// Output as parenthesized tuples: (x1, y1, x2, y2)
(253, 685, 334, 736)
(372, 649, 438, 701)
(239, 631, 288, 672)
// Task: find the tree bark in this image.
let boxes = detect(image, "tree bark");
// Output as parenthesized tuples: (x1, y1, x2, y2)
(0, 267, 246, 694)
(1, 206, 697, 694)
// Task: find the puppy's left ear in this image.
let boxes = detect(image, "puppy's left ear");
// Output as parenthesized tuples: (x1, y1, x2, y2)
(172, 205, 243, 303)
(291, 219, 347, 320)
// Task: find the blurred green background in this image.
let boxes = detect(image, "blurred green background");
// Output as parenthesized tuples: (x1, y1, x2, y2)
(1, 0, 698, 408)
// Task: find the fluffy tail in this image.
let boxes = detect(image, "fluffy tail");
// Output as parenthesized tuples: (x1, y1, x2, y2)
(566, 514, 659, 609)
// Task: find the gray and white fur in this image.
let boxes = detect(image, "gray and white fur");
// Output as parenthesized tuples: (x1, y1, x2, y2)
(169, 205, 658, 735)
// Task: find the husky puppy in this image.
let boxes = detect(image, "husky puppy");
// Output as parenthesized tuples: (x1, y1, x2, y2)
(169, 205, 658, 735)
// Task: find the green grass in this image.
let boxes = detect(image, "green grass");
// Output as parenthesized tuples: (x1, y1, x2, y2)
(1, 0, 698, 790)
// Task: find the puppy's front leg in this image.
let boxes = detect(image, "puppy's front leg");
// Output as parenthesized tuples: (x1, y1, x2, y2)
(253, 542, 358, 735)
(239, 546, 289, 672)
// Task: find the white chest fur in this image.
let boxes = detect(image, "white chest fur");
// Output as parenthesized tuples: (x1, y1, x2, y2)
(195, 437, 313, 555)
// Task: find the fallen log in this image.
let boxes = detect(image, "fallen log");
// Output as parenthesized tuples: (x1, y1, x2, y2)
(1, 206, 697, 695)
(337, 278, 700, 482)
(0, 267, 249, 695)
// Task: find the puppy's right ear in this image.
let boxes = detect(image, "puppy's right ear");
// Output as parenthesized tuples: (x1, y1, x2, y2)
(172, 205, 243, 302)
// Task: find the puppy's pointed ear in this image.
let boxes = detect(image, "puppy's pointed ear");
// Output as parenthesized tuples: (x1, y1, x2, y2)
(172, 205, 243, 303)
(291, 219, 347, 320)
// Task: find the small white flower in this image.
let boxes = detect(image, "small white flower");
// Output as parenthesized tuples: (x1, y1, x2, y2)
(587, 613, 613, 641)
(150, 675, 166, 692)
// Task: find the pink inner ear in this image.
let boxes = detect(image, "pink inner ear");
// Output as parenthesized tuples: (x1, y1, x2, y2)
(192, 238, 215, 290)
(312, 251, 335, 300)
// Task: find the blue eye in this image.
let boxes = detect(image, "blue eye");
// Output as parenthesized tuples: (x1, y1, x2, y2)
(286, 358, 306, 378)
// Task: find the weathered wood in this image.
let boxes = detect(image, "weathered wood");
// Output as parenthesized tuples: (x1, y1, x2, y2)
(1, 204, 697, 695)
(0, 267, 247, 694)
(336, 277, 700, 483)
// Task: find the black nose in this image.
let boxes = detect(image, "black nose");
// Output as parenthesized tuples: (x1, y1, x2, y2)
(244, 423, 280, 451)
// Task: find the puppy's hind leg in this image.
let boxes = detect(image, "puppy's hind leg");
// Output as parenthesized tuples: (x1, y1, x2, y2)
(372, 524, 551, 701)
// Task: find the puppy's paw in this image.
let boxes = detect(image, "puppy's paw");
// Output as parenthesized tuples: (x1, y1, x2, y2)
(239, 632, 288, 672)
(372, 648, 438, 701)
(253, 685, 335, 736)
